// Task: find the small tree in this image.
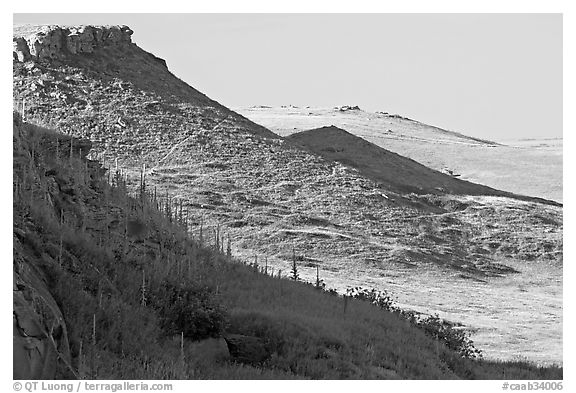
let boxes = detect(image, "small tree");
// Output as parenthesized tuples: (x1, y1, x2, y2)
(290, 246, 299, 281)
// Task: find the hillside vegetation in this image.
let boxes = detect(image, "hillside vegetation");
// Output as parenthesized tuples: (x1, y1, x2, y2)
(13, 25, 562, 368)
(12, 25, 562, 279)
(12, 112, 562, 379)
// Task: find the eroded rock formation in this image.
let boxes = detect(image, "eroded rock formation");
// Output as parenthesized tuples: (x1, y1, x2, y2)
(13, 25, 133, 62)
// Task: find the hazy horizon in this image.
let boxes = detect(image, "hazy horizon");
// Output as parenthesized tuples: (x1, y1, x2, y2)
(13, 13, 562, 141)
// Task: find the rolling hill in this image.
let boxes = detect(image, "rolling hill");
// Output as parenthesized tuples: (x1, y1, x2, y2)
(287, 125, 557, 204)
(12, 111, 562, 379)
(237, 106, 563, 203)
(12, 25, 563, 365)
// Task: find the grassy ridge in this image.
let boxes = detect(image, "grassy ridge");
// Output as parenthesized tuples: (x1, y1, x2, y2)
(12, 113, 562, 379)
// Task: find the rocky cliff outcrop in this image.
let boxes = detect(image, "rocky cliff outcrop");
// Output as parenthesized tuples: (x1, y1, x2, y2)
(13, 25, 133, 62)
(13, 252, 73, 379)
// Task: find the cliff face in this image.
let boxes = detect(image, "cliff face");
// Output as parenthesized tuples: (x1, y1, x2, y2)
(13, 25, 134, 62)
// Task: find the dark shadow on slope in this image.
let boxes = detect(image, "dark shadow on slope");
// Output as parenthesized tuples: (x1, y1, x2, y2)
(287, 126, 561, 207)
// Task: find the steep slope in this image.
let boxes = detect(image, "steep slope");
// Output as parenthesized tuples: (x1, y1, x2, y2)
(237, 106, 563, 203)
(13, 24, 278, 165)
(13, 25, 563, 362)
(14, 112, 564, 379)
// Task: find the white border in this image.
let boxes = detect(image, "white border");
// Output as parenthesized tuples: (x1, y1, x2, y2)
(3, 2, 572, 391)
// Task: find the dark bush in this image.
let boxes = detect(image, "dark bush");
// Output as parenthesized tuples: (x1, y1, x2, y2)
(416, 314, 482, 359)
(151, 281, 226, 340)
(225, 310, 302, 357)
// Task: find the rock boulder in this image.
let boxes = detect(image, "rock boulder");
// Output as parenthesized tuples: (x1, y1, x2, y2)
(222, 334, 271, 365)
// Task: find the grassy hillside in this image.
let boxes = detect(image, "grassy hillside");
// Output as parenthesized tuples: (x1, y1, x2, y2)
(237, 106, 563, 203)
(12, 112, 562, 379)
(12, 25, 561, 278)
(13, 25, 562, 366)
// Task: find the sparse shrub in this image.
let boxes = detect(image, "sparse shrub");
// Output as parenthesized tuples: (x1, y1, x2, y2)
(151, 280, 226, 340)
(323, 287, 339, 296)
(345, 286, 481, 359)
(346, 286, 395, 311)
(394, 308, 420, 324)
(416, 314, 482, 359)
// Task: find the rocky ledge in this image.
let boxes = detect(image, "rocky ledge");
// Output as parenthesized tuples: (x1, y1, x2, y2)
(13, 25, 133, 62)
